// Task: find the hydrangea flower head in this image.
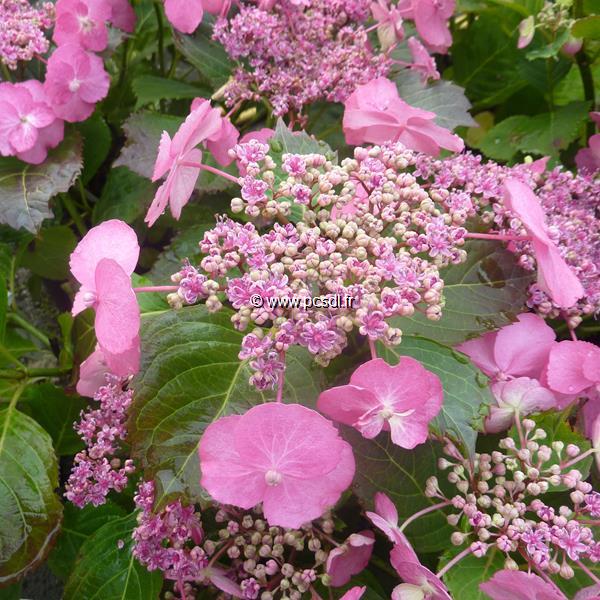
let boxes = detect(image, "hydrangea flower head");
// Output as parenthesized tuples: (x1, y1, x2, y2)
(479, 570, 566, 600)
(342, 77, 464, 156)
(317, 357, 443, 449)
(486, 377, 556, 433)
(0, 82, 55, 156)
(503, 178, 585, 309)
(69, 220, 140, 373)
(457, 313, 555, 381)
(198, 402, 355, 528)
(53, 0, 111, 51)
(44, 43, 110, 122)
(146, 100, 224, 226)
(547, 341, 600, 396)
(326, 531, 375, 587)
(390, 538, 451, 600)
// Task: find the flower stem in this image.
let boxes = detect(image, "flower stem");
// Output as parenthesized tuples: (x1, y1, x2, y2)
(178, 161, 240, 185)
(7, 312, 51, 348)
(436, 546, 472, 579)
(61, 193, 87, 236)
(398, 501, 452, 533)
(561, 447, 597, 470)
(153, 1, 166, 76)
(465, 232, 531, 242)
(576, 560, 600, 585)
(276, 357, 286, 403)
(0, 366, 71, 380)
(368, 338, 377, 360)
(133, 286, 179, 293)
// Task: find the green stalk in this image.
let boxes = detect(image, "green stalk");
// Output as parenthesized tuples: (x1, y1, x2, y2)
(7, 313, 51, 349)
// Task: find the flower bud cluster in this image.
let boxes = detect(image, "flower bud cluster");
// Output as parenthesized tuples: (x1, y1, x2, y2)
(429, 418, 600, 580)
(131, 486, 337, 600)
(170, 144, 477, 389)
(65, 375, 135, 508)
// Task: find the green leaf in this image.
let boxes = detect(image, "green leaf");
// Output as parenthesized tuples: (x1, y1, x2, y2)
(509, 411, 593, 487)
(93, 166, 154, 224)
(345, 429, 453, 553)
(478, 101, 590, 160)
(393, 71, 477, 130)
(174, 20, 232, 88)
(398, 242, 533, 345)
(440, 546, 505, 599)
(130, 305, 323, 506)
(0, 404, 63, 584)
(379, 337, 492, 455)
(77, 112, 112, 185)
(21, 383, 88, 456)
(132, 75, 209, 110)
(452, 11, 526, 109)
(131, 274, 170, 314)
(554, 63, 600, 106)
(0, 133, 82, 233)
(63, 514, 162, 600)
(48, 501, 127, 581)
(572, 16, 600, 40)
(19, 225, 78, 281)
(526, 28, 570, 60)
(115, 112, 184, 180)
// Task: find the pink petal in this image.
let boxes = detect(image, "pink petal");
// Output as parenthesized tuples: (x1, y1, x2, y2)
(101, 336, 140, 378)
(94, 258, 140, 354)
(493, 313, 555, 379)
(234, 403, 344, 478)
(76, 346, 108, 397)
(456, 333, 498, 377)
(389, 536, 419, 567)
(480, 570, 565, 600)
(502, 178, 551, 244)
(317, 384, 380, 427)
(145, 178, 172, 227)
(206, 118, 239, 166)
(9, 123, 38, 153)
(70, 219, 140, 289)
(533, 240, 585, 309)
(414, 0, 453, 50)
(203, 567, 242, 598)
(107, 0, 136, 32)
(152, 131, 173, 181)
(164, 0, 204, 33)
(388, 413, 430, 449)
(168, 149, 203, 219)
(326, 531, 375, 587)
(547, 341, 598, 395)
(339, 587, 367, 600)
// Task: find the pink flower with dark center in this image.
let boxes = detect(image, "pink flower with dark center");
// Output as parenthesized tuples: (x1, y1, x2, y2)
(503, 178, 585, 309)
(198, 403, 355, 528)
(317, 357, 443, 449)
(479, 570, 566, 600)
(546, 340, 600, 396)
(326, 531, 375, 587)
(0, 81, 55, 156)
(54, 0, 111, 51)
(390, 538, 451, 600)
(69, 220, 140, 375)
(44, 43, 110, 122)
(486, 377, 556, 433)
(343, 77, 463, 156)
(146, 100, 223, 226)
(457, 313, 555, 381)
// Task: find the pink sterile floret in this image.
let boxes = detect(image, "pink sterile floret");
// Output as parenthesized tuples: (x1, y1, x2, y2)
(163, 0, 229, 34)
(486, 377, 556, 433)
(326, 531, 375, 587)
(371, 0, 405, 50)
(317, 357, 443, 449)
(69, 220, 140, 376)
(0, 81, 56, 159)
(342, 77, 463, 156)
(412, 0, 455, 52)
(146, 99, 224, 226)
(457, 313, 555, 381)
(198, 402, 355, 529)
(546, 340, 600, 396)
(53, 0, 111, 52)
(479, 569, 566, 600)
(390, 537, 451, 600)
(44, 43, 110, 122)
(366, 491, 403, 544)
(503, 178, 585, 309)
(191, 97, 239, 166)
